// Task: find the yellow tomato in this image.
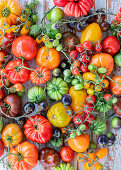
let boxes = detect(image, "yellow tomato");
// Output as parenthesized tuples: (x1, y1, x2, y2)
(81, 23, 102, 45)
(20, 26, 29, 35)
(87, 88, 95, 95)
(47, 102, 72, 128)
(95, 85, 102, 92)
(83, 72, 95, 81)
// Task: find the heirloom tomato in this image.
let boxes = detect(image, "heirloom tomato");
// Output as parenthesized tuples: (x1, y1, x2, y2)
(54, 163, 74, 170)
(60, 146, 74, 163)
(24, 114, 52, 143)
(110, 76, 121, 95)
(1, 123, 23, 147)
(53, 0, 68, 7)
(36, 46, 61, 70)
(0, 87, 5, 102)
(69, 86, 87, 115)
(5, 60, 31, 84)
(90, 53, 114, 76)
(47, 102, 72, 128)
(39, 147, 60, 167)
(8, 141, 38, 170)
(114, 53, 121, 68)
(12, 35, 37, 60)
(113, 97, 121, 116)
(68, 133, 90, 152)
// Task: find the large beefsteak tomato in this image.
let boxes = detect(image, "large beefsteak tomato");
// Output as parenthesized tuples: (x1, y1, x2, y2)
(24, 114, 52, 143)
(5, 59, 31, 84)
(8, 141, 38, 170)
(12, 36, 37, 60)
(110, 76, 121, 95)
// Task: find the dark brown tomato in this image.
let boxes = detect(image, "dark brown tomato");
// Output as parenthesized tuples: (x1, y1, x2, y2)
(113, 97, 121, 116)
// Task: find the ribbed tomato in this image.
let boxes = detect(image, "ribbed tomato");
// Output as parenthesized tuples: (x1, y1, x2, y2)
(24, 114, 52, 144)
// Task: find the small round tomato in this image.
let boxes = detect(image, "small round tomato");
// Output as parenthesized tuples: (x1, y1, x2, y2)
(69, 50, 78, 59)
(104, 94, 112, 101)
(112, 18, 120, 25)
(83, 122, 89, 131)
(80, 64, 88, 73)
(76, 153, 85, 162)
(0, 87, 5, 102)
(76, 44, 84, 53)
(36, 36, 42, 45)
(116, 13, 121, 22)
(0, 52, 5, 63)
(84, 113, 95, 124)
(60, 146, 74, 163)
(82, 41, 93, 50)
(73, 60, 81, 67)
(87, 88, 95, 95)
(94, 43, 102, 52)
(100, 79, 109, 88)
(72, 68, 80, 75)
(84, 161, 93, 170)
(84, 104, 94, 114)
(73, 114, 83, 125)
(81, 54, 90, 64)
(86, 95, 96, 104)
(13, 83, 24, 92)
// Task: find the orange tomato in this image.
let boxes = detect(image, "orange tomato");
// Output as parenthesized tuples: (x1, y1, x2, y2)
(0, 52, 5, 63)
(84, 82, 90, 89)
(100, 79, 109, 88)
(36, 46, 61, 70)
(110, 76, 121, 95)
(68, 133, 90, 152)
(36, 36, 42, 45)
(76, 153, 85, 162)
(90, 83, 94, 89)
(73, 60, 81, 67)
(20, 14, 27, 22)
(13, 83, 24, 92)
(84, 161, 93, 170)
(96, 148, 108, 160)
(10, 25, 19, 32)
(20, 26, 29, 35)
(90, 53, 114, 76)
(41, 35, 49, 43)
(95, 163, 103, 170)
(83, 72, 95, 81)
(88, 152, 95, 162)
(95, 85, 102, 92)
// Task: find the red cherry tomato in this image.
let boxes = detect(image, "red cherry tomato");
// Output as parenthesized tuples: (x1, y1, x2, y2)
(82, 41, 93, 50)
(0, 140, 4, 157)
(60, 146, 74, 163)
(80, 54, 90, 64)
(116, 13, 121, 22)
(112, 18, 120, 25)
(0, 87, 5, 102)
(104, 94, 112, 101)
(84, 113, 95, 124)
(76, 44, 84, 53)
(83, 122, 89, 131)
(72, 67, 80, 75)
(84, 104, 94, 114)
(94, 43, 102, 52)
(80, 64, 88, 73)
(73, 114, 83, 125)
(86, 95, 96, 105)
(69, 50, 78, 60)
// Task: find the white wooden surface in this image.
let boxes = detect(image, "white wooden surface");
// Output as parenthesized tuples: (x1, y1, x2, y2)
(0, 0, 121, 170)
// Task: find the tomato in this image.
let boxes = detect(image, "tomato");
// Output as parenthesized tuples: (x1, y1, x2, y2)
(48, 8, 64, 23)
(12, 35, 37, 60)
(90, 53, 114, 76)
(80, 64, 88, 72)
(114, 53, 121, 68)
(82, 41, 93, 50)
(84, 161, 93, 170)
(104, 94, 112, 101)
(96, 148, 108, 160)
(112, 18, 120, 25)
(83, 72, 95, 81)
(1, 123, 23, 147)
(20, 14, 27, 22)
(72, 68, 80, 75)
(53, 0, 68, 7)
(76, 153, 85, 162)
(88, 152, 95, 162)
(8, 141, 38, 170)
(30, 67, 51, 84)
(0, 94, 22, 118)
(73, 114, 83, 125)
(20, 26, 29, 35)
(86, 95, 96, 104)
(87, 88, 95, 95)
(102, 36, 120, 56)
(47, 102, 72, 128)
(83, 122, 89, 131)
(36, 36, 42, 45)
(24, 114, 52, 143)
(0, 52, 5, 63)
(13, 83, 24, 92)
(5, 60, 31, 84)
(100, 79, 109, 88)
(84, 82, 90, 89)
(0, 140, 4, 157)
(1, 32, 15, 48)
(95, 85, 102, 92)
(40, 147, 60, 167)
(110, 76, 121, 95)
(94, 43, 102, 52)
(84, 103, 94, 114)
(68, 133, 90, 152)
(36, 46, 61, 70)
(113, 97, 121, 116)
(0, 87, 5, 102)
(76, 44, 84, 53)
(84, 113, 95, 124)
(81, 54, 90, 64)
(116, 13, 121, 22)
(69, 86, 87, 115)
(95, 163, 102, 170)
(73, 60, 81, 67)
(60, 146, 74, 163)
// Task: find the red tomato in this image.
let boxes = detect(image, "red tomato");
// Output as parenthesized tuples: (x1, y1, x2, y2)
(80, 64, 88, 72)
(104, 94, 112, 101)
(69, 50, 78, 59)
(24, 114, 52, 144)
(102, 36, 120, 56)
(81, 54, 90, 64)
(112, 18, 120, 25)
(84, 113, 95, 124)
(86, 95, 96, 104)
(5, 60, 31, 84)
(1, 32, 15, 49)
(0, 87, 5, 102)
(116, 13, 121, 22)
(0, 140, 4, 157)
(83, 122, 89, 131)
(76, 44, 84, 53)
(82, 41, 93, 50)
(53, 0, 68, 7)
(12, 35, 37, 60)
(94, 43, 102, 52)
(72, 67, 80, 75)
(84, 104, 94, 114)
(60, 146, 74, 163)
(73, 114, 83, 125)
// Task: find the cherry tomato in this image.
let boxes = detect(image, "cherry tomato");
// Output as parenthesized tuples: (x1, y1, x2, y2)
(82, 41, 93, 50)
(116, 13, 121, 22)
(72, 68, 80, 75)
(94, 43, 102, 52)
(84, 113, 95, 124)
(80, 54, 90, 64)
(73, 60, 81, 67)
(84, 104, 94, 114)
(73, 114, 83, 125)
(80, 64, 88, 73)
(87, 88, 95, 95)
(86, 95, 96, 104)
(104, 94, 112, 101)
(0, 87, 5, 102)
(60, 146, 74, 163)
(69, 50, 78, 59)
(112, 18, 120, 25)
(76, 44, 84, 53)
(83, 122, 89, 131)
(0, 52, 5, 63)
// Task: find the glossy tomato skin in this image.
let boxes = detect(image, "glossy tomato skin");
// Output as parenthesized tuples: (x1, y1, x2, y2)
(8, 141, 38, 170)
(12, 35, 37, 60)
(5, 60, 31, 84)
(24, 114, 52, 143)
(39, 147, 60, 167)
(102, 36, 120, 56)
(110, 76, 121, 95)
(113, 97, 121, 116)
(60, 146, 74, 163)
(0, 88, 5, 102)
(53, 0, 68, 7)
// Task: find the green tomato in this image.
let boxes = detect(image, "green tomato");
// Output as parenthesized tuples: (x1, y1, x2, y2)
(56, 33, 62, 39)
(112, 97, 117, 104)
(50, 8, 64, 23)
(46, 11, 51, 20)
(49, 137, 63, 148)
(54, 163, 74, 170)
(89, 141, 97, 149)
(31, 14, 38, 24)
(28, 86, 46, 104)
(96, 104, 112, 113)
(63, 69, 72, 77)
(88, 64, 95, 71)
(114, 53, 121, 68)
(56, 44, 62, 51)
(47, 24, 60, 39)
(52, 68, 62, 77)
(72, 79, 79, 85)
(64, 76, 73, 83)
(111, 117, 121, 129)
(74, 84, 84, 90)
(29, 24, 42, 37)
(53, 39, 59, 47)
(17, 86, 25, 97)
(78, 124, 86, 131)
(24, 8, 31, 16)
(0, 117, 3, 133)
(98, 67, 107, 74)
(45, 41, 53, 48)
(112, 31, 117, 36)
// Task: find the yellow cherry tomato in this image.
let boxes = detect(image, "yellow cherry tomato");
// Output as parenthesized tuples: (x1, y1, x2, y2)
(83, 72, 95, 81)
(10, 25, 19, 32)
(20, 14, 28, 22)
(87, 88, 95, 95)
(20, 26, 29, 35)
(41, 35, 49, 43)
(95, 85, 102, 92)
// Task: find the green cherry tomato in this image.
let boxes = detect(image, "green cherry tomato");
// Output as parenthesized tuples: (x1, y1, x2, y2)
(47, 24, 60, 39)
(114, 53, 121, 68)
(72, 79, 79, 85)
(88, 64, 95, 71)
(89, 141, 97, 149)
(50, 8, 64, 23)
(74, 84, 84, 90)
(24, 8, 31, 16)
(45, 41, 53, 48)
(63, 69, 72, 77)
(56, 44, 62, 51)
(31, 14, 38, 24)
(55, 33, 62, 39)
(111, 117, 121, 129)
(112, 31, 117, 36)
(53, 39, 59, 47)
(78, 124, 86, 131)
(98, 67, 107, 74)
(52, 68, 62, 77)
